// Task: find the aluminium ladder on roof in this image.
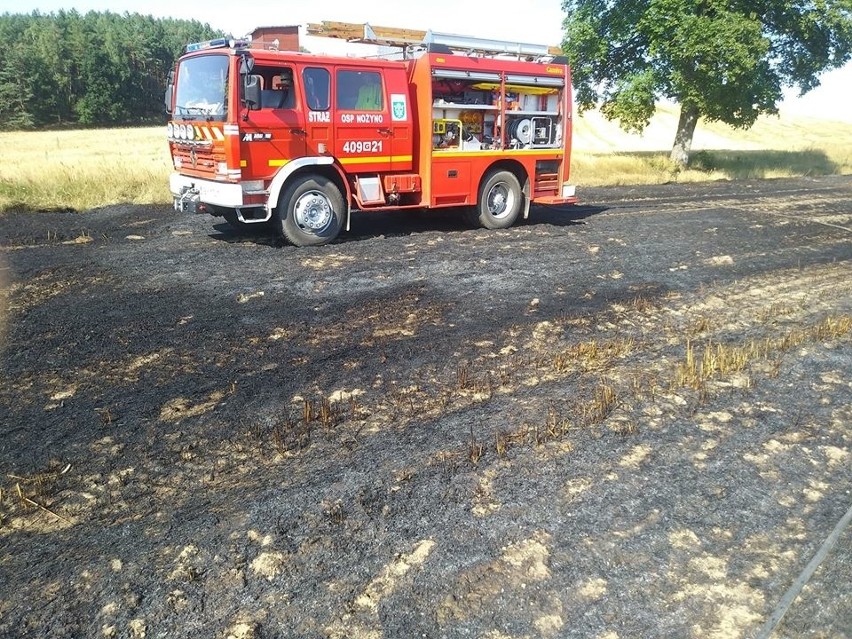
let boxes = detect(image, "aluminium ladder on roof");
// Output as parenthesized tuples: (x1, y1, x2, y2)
(304, 21, 562, 58)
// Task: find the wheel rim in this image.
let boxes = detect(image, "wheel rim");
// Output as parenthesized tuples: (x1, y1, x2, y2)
(293, 190, 333, 233)
(486, 181, 516, 219)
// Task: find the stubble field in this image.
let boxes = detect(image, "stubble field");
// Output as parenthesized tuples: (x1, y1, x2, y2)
(0, 174, 850, 638)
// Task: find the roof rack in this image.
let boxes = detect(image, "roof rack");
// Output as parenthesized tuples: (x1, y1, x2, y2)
(305, 21, 426, 48)
(305, 21, 562, 58)
(423, 31, 560, 57)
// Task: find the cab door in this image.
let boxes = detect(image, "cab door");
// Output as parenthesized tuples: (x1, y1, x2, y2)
(385, 67, 413, 172)
(241, 64, 306, 179)
(301, 66, 333, 159)
(334, 67, 392, 173)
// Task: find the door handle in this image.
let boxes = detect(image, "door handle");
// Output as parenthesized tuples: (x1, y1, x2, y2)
(290, 128, 307, 135)
(378, 127, 392, 136)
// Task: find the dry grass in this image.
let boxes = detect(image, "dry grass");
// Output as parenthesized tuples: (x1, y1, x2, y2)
(570, 147, 852, 187)
(0, 127, 172, 212)
(551, 337, 635, 373)
(453, 309, 851, 465)
(575, 380, 620, 428)
(1, 105, 850, 212)
(571, 103, 852, 186)
(0, 462, 74, 526)
(672, 314, 852, 390)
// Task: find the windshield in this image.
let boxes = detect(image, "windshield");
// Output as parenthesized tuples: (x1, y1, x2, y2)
(174, 54, 229, 121)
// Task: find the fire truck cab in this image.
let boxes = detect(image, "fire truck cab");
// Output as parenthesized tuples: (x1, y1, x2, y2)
(166, 25, 577, 246)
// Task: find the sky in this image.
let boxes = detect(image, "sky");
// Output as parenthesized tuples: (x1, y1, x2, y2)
(7, 0, 852, 121)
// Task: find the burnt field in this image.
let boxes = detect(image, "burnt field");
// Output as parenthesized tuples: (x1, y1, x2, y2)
(1, 175, 851, 639)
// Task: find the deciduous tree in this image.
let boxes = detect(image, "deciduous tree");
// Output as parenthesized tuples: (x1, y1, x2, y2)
(561, 0, 852, 166)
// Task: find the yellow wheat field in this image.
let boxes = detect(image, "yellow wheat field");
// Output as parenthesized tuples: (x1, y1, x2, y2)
(0, 126, 173, 212)
(1, 107, 851, 211)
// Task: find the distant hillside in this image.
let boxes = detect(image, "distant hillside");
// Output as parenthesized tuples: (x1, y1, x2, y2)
(573, 103, 852, 153)
(571, 104, 852, 186)
(574, 104, 852, 153)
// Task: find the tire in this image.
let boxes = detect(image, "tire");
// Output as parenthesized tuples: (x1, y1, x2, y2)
(462, 206, 480, 228)
(275, 175, 345, 247)
(474, 170, 522, 229)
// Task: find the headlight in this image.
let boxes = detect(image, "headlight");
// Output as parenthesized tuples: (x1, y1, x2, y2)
(178, 124, 186, 140)
(167, 122, 174, 138)
(186, 125, 195, 141)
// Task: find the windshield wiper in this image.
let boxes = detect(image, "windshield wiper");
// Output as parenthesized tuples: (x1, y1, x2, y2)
(176, 106, 208, 115)
(176, 106, 225, 121)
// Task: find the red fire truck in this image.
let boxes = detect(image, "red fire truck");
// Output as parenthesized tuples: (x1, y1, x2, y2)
(166, 22, 577, 246)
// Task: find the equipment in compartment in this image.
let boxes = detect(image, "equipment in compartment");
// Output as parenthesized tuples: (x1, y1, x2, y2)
(531, 116, 555, 146)
(507, 114, 557, 148)
(433, 118, 462, 149)
(433, 117, 484, 150)
(430, 69, 564, 151)
(508, 118, 532, 147)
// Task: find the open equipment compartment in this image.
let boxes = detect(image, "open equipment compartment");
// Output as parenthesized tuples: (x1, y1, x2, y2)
(430, 68, 563, 151)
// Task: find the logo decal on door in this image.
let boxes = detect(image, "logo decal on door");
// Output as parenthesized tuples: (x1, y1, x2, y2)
(391, 94, 407, 121)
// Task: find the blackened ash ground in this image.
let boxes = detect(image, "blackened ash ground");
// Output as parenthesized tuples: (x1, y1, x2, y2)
(1, 176, 850, 639)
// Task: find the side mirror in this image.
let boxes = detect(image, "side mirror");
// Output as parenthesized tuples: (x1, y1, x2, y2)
(164, 69, 175, 114)
(164, 84, 174, 114)
(243, 74, 261, 110)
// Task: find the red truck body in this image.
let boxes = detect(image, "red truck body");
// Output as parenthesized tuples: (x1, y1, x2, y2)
(167, 31, 577, 245)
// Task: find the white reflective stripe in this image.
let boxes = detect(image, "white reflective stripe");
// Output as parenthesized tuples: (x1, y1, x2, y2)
(267, 156, 336, 212)
(223, 124, 239, 136)
(213, 128, 225, 140)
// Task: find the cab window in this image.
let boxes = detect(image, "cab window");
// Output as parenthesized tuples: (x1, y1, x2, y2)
(252, 65, 296, 110)
(303, 67, 330, 111)
(337, 70, 383, 111)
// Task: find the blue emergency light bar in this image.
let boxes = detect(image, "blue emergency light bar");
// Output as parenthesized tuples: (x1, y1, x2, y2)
(185, 38, 249, 53)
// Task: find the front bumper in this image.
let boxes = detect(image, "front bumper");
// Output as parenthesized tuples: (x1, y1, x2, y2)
(170, 173, 244, 212)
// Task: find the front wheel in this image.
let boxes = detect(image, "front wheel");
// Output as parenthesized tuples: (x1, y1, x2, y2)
(276, 175, 345, 247)
(473, 170, 522, 230)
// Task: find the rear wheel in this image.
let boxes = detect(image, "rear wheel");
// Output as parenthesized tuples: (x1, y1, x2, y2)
(473, 170, 522, 229)
(276, 175, 345, 247)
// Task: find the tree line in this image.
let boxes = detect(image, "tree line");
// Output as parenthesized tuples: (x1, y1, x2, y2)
(0, 11, 223, 129)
